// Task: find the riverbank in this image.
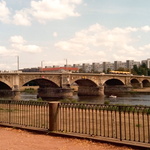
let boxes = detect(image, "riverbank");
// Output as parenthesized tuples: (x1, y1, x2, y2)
(133, 87, 150, 93)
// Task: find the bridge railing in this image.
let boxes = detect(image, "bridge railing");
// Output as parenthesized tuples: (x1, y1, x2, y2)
(0, 100, 150, 146)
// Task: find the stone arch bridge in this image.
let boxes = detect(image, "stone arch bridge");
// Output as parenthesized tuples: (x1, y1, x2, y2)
(0, 72, 150, 100)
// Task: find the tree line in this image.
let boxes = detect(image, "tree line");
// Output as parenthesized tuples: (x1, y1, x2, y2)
(131, 63, 150, 76)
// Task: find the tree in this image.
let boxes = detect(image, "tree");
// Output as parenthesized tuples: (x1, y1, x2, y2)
(132, 63, 149, 76)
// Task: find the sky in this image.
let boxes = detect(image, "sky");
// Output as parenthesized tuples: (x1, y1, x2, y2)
(0, 0, 150, 70)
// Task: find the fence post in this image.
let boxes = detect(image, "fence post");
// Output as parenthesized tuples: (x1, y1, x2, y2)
(49, 102, 59, 132)
(119, 106, 122, 141)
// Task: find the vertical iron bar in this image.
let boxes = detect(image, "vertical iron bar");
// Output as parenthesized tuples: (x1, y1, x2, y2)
(95, 107, 98, 136)
(107, 106, 109, 137)
(103, 107, 105, 137)
(111, 109, 113, 138)
(142, 111, 145, 142)
(128, 111, 131, 141)
(99, 107, 102, 136)
(115, 108, 117, 138)
(9, 100, 11, 124)
(148, 111, 150, 143)
(133, 111, 135, 141)
(137, 111, 140, 142)
(119, 106, 122, 141)
(89, 105, 91, 135)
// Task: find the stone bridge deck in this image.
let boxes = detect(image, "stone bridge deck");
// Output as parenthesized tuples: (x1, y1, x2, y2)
(0, 72, 149, 100)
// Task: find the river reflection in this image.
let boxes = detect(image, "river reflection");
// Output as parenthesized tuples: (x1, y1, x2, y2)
(20, 92, 150, 106)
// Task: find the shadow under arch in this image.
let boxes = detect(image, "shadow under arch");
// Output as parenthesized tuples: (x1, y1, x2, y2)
(71, 79, 103, 96)
(0, 81, 12, 98)
(131, 79, 140, 88)
(23, 78, 60, 88)
(23, 78, 73, 100)
(74, 79, 98, 87)
(142, 79, 150, 87)
(104, 78, 124, 86)
(104, 79, 130, 97)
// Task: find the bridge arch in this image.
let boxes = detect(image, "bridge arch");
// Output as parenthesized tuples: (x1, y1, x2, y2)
(0, 79, 12, 89)
(0, 81, 11, 90)
(131, 79, 141, 88)
(72, 79, 98, 87)
(0, 81, 12, 98)
(22, 78, 60, 88)
(70, 78, 102, 96)
(104, 79, 128, 96)
(142, 79, 150, 87)
(21, 77, 60, 88)
(104, 79, 124, 86)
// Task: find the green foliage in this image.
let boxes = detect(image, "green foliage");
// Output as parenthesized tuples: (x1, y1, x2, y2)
(104, 100, 110, 105)
(131, 63, 150, 76)
(60, 98, 77, 103)
(37, 97, 43, 101)
(136, 124, 141, 128)
(106, 68, 111, 74)
(23, 88, 37, 94)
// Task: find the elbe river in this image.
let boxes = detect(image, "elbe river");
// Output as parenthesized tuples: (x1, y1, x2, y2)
(21, 93, 150, 106)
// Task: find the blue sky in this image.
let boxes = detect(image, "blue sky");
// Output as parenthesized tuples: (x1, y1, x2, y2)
(0, 0, 150, 70)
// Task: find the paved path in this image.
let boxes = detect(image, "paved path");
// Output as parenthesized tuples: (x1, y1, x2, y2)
(0, 127, 137, 150)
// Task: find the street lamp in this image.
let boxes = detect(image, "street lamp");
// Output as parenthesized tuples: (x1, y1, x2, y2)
(17, 56, 19, 71)
(41, 60, 44, 72)
(65, 58, 67, 71)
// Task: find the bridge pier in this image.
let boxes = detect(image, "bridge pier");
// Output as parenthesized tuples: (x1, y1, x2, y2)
(78, 86, 104, 96)
(37, 87, 73, 100)
(12, 85, 21, 100)
(104, 85, 133, 96)
(0, 90, 13, 98)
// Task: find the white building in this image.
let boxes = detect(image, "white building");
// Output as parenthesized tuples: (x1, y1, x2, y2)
(142, 58, 150, 68)
(126, 60, 140, 70)
(103, 62, 114, 72)
(92, 63, 103, 72)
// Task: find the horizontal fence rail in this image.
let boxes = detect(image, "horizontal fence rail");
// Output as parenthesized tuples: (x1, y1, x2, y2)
(0, 100, 150, 146)
(58, 103, 150, 144)
(0, 100, 49, 129)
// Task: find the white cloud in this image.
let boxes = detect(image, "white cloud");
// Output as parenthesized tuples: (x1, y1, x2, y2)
(24, 45, 42, 53)
(0, 0, 10, 23)
(10, 35, 42, 53)
(0, 0, 82, 25)
(30, 0, 82, 23)
(139, 44, 150, 50)
(53, 32, 58, 37)
(55, 24, 148, 61)
(10, 35, 26, 44)
(13, 9, 31, 26)
(0, 46, 9, 55)
(141, 26, 150, 32)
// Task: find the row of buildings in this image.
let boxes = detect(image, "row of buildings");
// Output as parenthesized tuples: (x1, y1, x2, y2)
(20, 58, 150, 73)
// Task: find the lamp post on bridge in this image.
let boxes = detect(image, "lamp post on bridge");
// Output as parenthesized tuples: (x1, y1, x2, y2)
(41, 60, 44, 72)
(17, 56, 19, 71)
(65, 58, 68, 72)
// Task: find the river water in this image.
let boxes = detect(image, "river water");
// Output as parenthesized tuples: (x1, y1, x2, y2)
(20, 92, 150, 106)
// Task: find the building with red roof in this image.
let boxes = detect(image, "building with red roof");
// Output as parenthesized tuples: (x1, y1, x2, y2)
(40, 67, 79, 73)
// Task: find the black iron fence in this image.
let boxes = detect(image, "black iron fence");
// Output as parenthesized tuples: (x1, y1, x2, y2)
(0, 100, 49, 129)
(0, 100, 150, 146)
(58, 103, 150, 144)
